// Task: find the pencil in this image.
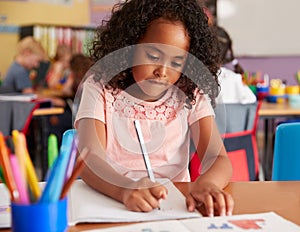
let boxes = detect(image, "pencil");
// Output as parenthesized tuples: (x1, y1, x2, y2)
(64, 136, 78, 182)
(133, 120, 155, 182)
(40, 129, 75, 202)
(48, 134, 58, 169)
(0, 166, 5, 183)
(20, 132, 41, 201)
(0, 132, 19, 202)
(60, 147, 89, 199)
(12, 130, 26, 181)
(9, 155, 30, 204)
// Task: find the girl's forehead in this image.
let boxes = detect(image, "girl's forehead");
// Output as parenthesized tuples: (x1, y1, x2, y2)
(140, 18, 190, 52)
(135, 43, 188, 59)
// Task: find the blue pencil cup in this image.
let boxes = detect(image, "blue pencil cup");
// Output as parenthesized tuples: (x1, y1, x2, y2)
(11, 198, 68, 232)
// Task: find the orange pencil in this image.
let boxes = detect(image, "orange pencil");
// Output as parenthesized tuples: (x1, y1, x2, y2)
(0, 132, 19, 202)
(60, 148, 89, 199)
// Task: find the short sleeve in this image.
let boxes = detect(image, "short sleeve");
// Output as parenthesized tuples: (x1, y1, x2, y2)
(188, 93, 215, 125)
(74, 75, 106, 128)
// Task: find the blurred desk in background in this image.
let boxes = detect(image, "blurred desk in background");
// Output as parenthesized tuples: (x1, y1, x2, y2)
(33, 107, 64, 116)
(0, 99, 64, 180)
(36, 88, 73, 99)
(259, 101, 300, 180)
(259, 101, 300, 117)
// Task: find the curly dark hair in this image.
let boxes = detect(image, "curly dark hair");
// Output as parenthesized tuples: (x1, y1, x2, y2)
(90, 0, 221, 107)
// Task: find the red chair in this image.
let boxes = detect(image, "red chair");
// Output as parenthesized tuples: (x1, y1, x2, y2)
(190, 101, 262, 181)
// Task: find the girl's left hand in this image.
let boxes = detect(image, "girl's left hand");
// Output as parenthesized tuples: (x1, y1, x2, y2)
(185, 181, 234, 217)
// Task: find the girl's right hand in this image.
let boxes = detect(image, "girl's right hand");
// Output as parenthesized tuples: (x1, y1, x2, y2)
(121, 177, 168, 212)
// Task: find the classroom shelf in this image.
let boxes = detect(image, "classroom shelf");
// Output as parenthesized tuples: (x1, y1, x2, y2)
(19, 24, 96, 58)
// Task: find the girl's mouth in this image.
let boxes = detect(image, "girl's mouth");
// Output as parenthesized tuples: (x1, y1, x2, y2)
(147, 79, 168, 86)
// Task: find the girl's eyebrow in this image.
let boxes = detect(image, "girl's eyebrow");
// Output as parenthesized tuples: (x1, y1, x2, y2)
(144, 44, 187, 60)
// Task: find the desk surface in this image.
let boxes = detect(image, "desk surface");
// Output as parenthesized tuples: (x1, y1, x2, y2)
(36, 88, 72, 98)
(259, 101, 300, 117)
(64, 181, 300, 232)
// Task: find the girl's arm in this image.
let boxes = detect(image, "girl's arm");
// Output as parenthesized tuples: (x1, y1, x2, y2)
(187, 116, 234, 217)
(77, 118, 167, 212)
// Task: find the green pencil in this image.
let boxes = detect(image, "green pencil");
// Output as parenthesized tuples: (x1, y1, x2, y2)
(48, 134, 58, 169)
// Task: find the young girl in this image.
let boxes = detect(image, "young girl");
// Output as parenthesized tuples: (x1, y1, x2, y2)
(46, 44, 72, 90)
(75, 0, 234, 217)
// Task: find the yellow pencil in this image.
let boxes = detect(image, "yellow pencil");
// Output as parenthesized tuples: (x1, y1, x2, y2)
(20, 133, 41, 200)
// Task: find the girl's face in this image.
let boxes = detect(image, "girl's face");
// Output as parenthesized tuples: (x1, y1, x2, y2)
(131, 18, 190, 101)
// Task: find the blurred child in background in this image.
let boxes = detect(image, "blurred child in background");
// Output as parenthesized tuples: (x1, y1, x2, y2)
(62, 53, 93, 97)
(49, 53, 93, 147)
(215, 26, 256, 104)
(46, 44, 72, 91)
(2, 36, 47, 94)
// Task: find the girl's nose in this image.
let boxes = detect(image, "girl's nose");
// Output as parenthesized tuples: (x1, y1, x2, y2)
(154, 65, 167, 79)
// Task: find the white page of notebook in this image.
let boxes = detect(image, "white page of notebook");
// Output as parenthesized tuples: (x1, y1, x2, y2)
(67, 179, 202, 225)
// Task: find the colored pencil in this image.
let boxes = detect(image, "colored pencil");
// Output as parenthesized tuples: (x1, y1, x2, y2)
(0, 132, 19, 202)
(60, 147, 89, 199)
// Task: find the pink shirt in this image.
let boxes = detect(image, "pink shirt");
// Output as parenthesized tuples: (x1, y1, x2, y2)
(75, 75, 214, 181)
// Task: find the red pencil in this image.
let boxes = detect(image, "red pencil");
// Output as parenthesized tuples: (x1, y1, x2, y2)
(60, 148, 89, 199)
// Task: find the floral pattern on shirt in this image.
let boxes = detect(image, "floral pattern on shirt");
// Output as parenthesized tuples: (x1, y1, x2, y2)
(104, 87, 186, 122)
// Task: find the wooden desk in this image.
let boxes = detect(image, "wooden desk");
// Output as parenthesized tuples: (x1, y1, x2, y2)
(36, 88, 73, 99)
(259, 101, 300, 180)
(33, 107, 64, 116)
(259, 101, 300, 117)
(64, 181, 300, 231)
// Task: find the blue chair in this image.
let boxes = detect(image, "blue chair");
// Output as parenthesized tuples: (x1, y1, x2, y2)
(272, 122, 300, 180)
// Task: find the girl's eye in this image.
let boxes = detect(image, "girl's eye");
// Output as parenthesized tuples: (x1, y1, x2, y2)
(171, 62, 182, 68)
(146, 53, 159, 61)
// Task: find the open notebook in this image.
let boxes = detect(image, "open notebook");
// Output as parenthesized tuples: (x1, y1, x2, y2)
(68, 179, 202, 225)
(0, 180, 201, 228)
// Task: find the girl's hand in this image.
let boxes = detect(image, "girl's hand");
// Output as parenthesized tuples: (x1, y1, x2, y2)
(121, 177, 168, 212)
(186, 181, 234, 217)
